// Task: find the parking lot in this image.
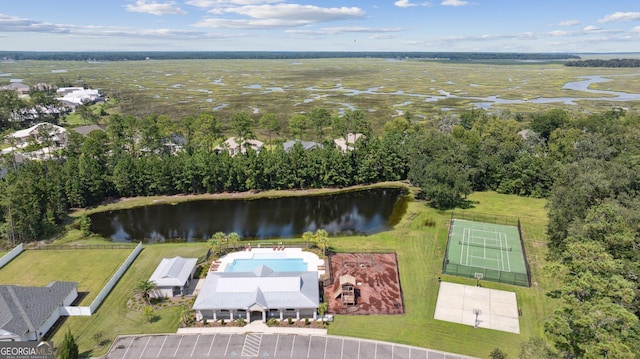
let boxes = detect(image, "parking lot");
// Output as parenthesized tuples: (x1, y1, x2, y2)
(105, 333, 475, 359)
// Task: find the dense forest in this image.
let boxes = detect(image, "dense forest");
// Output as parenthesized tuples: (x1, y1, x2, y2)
(0, 51, 579, 62)
(565, 58, 640, 67)
(2, 90, 640, 356)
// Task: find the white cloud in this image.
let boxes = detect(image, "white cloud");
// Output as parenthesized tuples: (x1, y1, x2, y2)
(186, 0, 283, 7)
(286, 26, 403, 35)
(557, 20, 580, 26)
(441, 0, 468, 6)
(370, 34, 395, 40)
(598, 11, 640, 23)
(125, 0, 186, 16)
(583, 25, 601, 32)
(394, 0, 431, 8)
(633, 25, 640, 32)
(195, 4, 364, 28)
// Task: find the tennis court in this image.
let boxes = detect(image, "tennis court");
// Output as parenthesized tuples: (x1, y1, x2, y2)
(443, 219, 530, 287)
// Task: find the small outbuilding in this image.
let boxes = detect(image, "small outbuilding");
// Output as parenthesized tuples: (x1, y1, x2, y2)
(149, 256, 198, 298)
(334, 274, 356, 305)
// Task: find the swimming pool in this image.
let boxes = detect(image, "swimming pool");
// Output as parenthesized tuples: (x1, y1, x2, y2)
(225, 258, 308, 272)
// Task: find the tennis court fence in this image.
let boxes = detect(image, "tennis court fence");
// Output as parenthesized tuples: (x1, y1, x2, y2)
(443, 262, 530, 287)
(443, 211, 532, 287)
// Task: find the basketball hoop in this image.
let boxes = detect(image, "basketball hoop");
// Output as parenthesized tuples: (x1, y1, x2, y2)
(474, 272, 483, 287)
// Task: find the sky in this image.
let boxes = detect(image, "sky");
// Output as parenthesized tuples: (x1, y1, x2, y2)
(0, 0, 639, 53)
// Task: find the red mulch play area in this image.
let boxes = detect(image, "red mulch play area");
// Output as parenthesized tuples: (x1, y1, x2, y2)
(324, 253, 404, 315)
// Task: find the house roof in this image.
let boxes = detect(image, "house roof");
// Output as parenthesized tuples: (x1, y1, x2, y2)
(333, 133, 364, 152)
(283, 140, 323, 152)
(10, 123, 67, 139)
(1, 83, 30, 92)
(0, 282, 77, 339)
(71, 124, 103, 137)
(192, 265, 319, 310)
(149, 257, 198, 287)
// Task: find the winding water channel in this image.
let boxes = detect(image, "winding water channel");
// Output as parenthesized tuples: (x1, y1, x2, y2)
(89, 188, 408, 242)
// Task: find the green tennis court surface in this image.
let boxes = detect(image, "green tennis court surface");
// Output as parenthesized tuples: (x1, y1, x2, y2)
(444, 219, 530, 287)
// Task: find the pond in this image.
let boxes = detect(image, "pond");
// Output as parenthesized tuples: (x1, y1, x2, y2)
(89, 188, 409, 243)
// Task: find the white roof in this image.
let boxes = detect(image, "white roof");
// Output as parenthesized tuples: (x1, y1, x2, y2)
(334, 133, 364, 152)
(149, 257, 197, 287)
(10, 123, 67, 139)
(193, 265, 319, 310)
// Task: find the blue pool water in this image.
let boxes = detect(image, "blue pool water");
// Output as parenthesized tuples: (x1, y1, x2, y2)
(225, 258, 308, 272)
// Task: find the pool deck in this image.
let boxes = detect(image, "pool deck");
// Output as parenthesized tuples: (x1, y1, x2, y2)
(213, 248, 325, 277)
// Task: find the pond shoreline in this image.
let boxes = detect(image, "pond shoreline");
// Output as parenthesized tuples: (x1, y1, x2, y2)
(71, 181, 413, 217)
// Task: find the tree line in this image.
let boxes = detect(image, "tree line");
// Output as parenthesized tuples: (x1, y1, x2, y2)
(2, 102, 640, 356)
(0, 51, 579, 62)
(565, 58, 640, 67)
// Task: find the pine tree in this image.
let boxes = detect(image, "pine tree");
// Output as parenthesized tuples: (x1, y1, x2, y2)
(58, 329, 79, 359)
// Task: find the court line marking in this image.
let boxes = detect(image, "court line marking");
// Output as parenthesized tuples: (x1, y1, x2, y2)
(157, 336, 167, 359)
(274, 334, 279, 357)
(307, 336, 312, 358)
(190, 335, 199, 357)
(499, 234, 505, 271)
(341, 338, 344, 359)
(139, 337, 151, 359)
(504, 233, 511, 272)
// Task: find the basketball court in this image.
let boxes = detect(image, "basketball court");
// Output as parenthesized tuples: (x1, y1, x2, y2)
(434, 282, 520, 334)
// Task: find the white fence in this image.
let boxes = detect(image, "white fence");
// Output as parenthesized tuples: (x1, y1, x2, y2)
(88, 242, 143, 314)
(0, 243, 24, 269)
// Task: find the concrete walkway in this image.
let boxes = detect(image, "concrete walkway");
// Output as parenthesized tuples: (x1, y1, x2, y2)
(177, 320, 328, 336)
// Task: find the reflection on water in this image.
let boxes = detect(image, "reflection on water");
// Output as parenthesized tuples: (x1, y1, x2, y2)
(90, 188, 408, 242)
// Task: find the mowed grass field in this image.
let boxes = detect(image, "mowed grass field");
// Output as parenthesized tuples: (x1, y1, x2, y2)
(328, 191, 554, 358)
(38, 190, 554, 358)
(0, 249, 132, 304)
(50, 243, 209, 357)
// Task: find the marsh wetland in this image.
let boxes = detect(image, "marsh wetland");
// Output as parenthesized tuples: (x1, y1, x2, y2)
(2, 58, 640, 129)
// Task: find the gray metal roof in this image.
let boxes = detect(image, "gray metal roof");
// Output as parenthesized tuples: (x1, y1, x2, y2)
(193, 266, 319, 310)
(0, 282, 77, 339)
(283, 140, 323, 152)
(149, 257, 197, 287)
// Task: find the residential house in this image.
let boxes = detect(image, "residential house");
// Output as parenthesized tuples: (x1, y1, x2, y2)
(282, 140, 323, 152)
(192, 265, 319, 323)
(333, 133, 365, 153)
(216, 137, 264, 156)
(56, 87, 103, 105)
(8, 123, 68, 148)
(71, 124, 104, 137)
(149, 257, 198, 298)
(0, 82, 30, 96)
(0, 282, 78, 341)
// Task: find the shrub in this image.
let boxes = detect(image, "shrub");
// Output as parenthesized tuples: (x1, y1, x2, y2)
(220, 318, 226, 326)
(267, 318, 279, 327)
(287, 317, 293, 325)
(202, 317, 208, 326)
(235, 318, 246, 327)
(304, 318, 310, 326)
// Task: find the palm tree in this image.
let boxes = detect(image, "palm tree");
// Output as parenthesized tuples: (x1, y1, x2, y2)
(314, 229, 331, 256)
(209, 231, 226, 254)
(177, 305, 192, 327)
(227, 232, 241, 250)
(134, 279, 156, 305)
(302, 231, 314, 249)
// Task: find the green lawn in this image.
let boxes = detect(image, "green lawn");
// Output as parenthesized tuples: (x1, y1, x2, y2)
(48, 190, 556, 358)
(0, 249, 132, 304)
(50, 243, 209, 357)
(328, 192, 556, 358)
